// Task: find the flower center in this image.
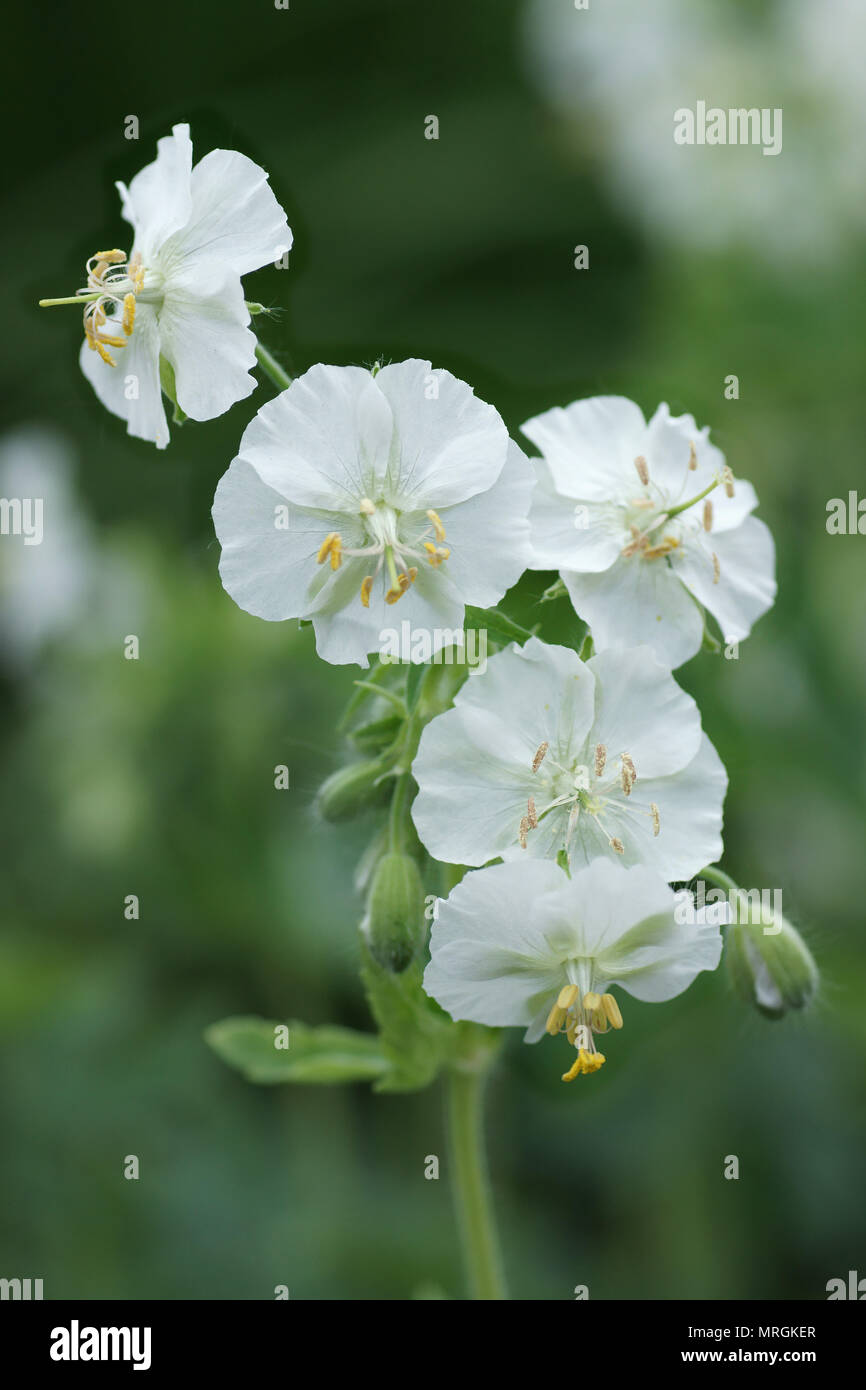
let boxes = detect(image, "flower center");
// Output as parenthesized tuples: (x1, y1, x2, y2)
(316, 501, 450, 608)
(619, 448, 733, 582)
(520, 740, 660, 863)
(39, 247, 152, 367)
(544, 983, 624, 1081)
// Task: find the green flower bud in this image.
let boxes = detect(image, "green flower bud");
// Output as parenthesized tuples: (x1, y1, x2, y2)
(361, 851, 426, 973)
(349, 713, 403, 753)
(315, 760, 391, 823)
(725, 896, 818, 1019)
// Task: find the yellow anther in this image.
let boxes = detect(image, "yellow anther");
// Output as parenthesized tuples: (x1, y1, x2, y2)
(595, 743, 607, 777)
(133, 264, 146, 293)
(601, 993, 623, 1029)
(96, 333, 127, 349)
(562, 1049, 606, 1081)
(527, 796, 538, 829)
(426, 508, 446, 542)
(360, 576, 373, 608)
(712, 551, 720, 584)
(385, 586, 404, 605)
(518, 814, 530, 849)
(650, 802, 660, 837)
(703, 499, 713, 532)
(582, 990, 602, 1013)
(407, 566, 418, 583)
(722, 465, 735, 498)
(634, 455, 650, 486)
(423, 542, 449, 566)
(557, 984, 579, 1010)
(621, 753, 636, 796)
(316, 532, 339, 565)
(688, 441, 698, 470)
(532, 741, 549, 773)
(94, 341, 116, 367)
(329, 535, 343, 570)
(122, 293, 136, 337)
(359, 497, 376, 515)
(545, 1003, 566, 1035)
(609, 836, 624, 855)
(95, 248, 126, 263)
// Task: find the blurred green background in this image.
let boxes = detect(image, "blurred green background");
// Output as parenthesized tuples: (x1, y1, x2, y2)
(1, 0, 864, 1299)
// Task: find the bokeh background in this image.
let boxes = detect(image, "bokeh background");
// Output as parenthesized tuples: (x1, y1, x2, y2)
(1, 0, 864, 1299)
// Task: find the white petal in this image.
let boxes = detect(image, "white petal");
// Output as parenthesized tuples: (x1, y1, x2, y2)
(520, 395, 647, 501)
(586, 646, 702, 777)
(79, 304, 169, 449)
(423, 860, 568, 1027)
(117, 123, 193, 260)
(233, 364, 394, 512)
(157, 146, 291, 279)
(572, 734, 727, 881)
(411, 639, 596, 865)
(674, 517, 777, 644)
(644, 405, 758, 530)
(375, 360, 509, 508)
(436, 440, 534, 606)
(158, 272, 257, 421)
(528, 458, 625, 572)
(310, 561, 465, 669)
(562, 554, 704, 668)
(212, 457, 345, 621)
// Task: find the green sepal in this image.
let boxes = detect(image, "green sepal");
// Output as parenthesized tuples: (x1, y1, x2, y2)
(359, 946, 454, 1092)
(405, 660, 428, 713)
(204, 1015, 390, 1085)
(464, 606, 535, 647)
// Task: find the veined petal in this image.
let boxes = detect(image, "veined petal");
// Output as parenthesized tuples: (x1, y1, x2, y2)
(79, 303, 168, 449)
(375, 359, 509, 509)
(674, 517, 777, 644)
(234, 364, 395, 512)
(528, 458, 625, 572)
(211, 457, 350, 621)
(586, 645, 702, 777)
(436, 440, 534, 606)
(116, 123, 193, 261)
(310, 559, 465, 669)
(562, 554, 705, 669)
(157, 146, 291, 279)
(158, 272, 257, 421)
(520, 395, 647, 501)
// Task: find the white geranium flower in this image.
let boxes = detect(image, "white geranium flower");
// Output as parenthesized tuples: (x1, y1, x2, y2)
(212, 359, 533, 667)
(411, 636, 726, 877)
(41, 124, 291, 449)
(424, 857, 724, 1080)
(524, 396, 776, 668)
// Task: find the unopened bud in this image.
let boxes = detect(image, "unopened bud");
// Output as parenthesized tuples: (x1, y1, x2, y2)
(316, 759, 390, 823)
(725, 900, 818, 1019)
(349, 713, 403, 753)
(362, 851, 426, 972)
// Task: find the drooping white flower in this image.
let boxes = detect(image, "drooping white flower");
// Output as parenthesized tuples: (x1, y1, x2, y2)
(42, 124, 291, 449)
(524, 396, 776, 668)
(423, 857, 724, 1080)
(212, 359, 533, 667)
(411, 636, 726, 877)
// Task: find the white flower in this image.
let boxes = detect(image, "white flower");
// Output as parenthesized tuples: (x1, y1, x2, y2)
(423, 857, 724, 1080)
(48, 124, 291, 449)
(212, 359, 533, 667)
(411, 636, 726, 877)
(524, 396, 776, 668)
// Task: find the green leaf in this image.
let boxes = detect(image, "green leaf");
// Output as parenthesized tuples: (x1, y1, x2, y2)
(405, 661, 427, 712)
(204, 1016, 390, 1085)
(359, 947, 454, 1092)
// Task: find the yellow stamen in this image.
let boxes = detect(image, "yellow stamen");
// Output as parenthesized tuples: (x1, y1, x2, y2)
(688, 441, 698, 471)
(532, 741, 548, 773)
(95, 332, 127, 349)
(95, 248, 126, 263)
(722, 465, 735, 498)
(557, 984, 579, 1010)
(316, 532, 339, 565)
(94, 341, 116, 366)
(562, 1048, 606, 1081)
(360, 576, 373, 608)
(423, 542, 450, 566)
(650, 802, 660, 837)
(601, 993, 623, 1029)
(385, 586, 404, 605)
(122, 293, 136, 337)
(712, 551, 720, 584)
(582, 990, 602, 1013)
(595, 742, 607, 777)
(703, 499, 713, 532)
(527, 796, 538, 829)
(518, 815, 530, 850)
(609, 836, 624, 855)
(634, 455, 650, 486)
(359, 497, 376, 515)
(329, 535, 343, 570)
(545, 1002, 566, 1035)
(426, 508, 446, 542)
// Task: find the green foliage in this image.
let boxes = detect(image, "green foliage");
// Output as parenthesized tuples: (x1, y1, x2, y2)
(204, 1016, 389, 1085)
(359, 948, 455, 1092)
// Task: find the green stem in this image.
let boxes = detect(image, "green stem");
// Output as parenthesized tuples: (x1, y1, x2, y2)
(700, 864, 740, 896)
(255, 341, 292, 392)
(446, 1066, 507, 1300)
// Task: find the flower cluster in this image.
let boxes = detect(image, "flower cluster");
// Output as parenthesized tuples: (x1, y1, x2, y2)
(40, 124, 803, 1097)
